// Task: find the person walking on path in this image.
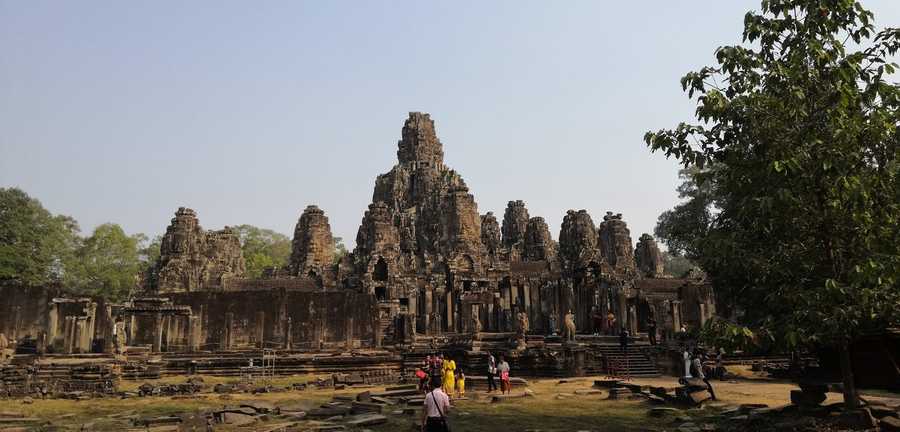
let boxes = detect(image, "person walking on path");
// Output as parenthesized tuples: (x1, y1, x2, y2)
(497, 355, 511, 394)
(619, 327, 630, 354)
(647, 317, 657, 345)
(693, 350, 717, 400)
(421, 377, 451, 432)
(486, 352, 498, 393)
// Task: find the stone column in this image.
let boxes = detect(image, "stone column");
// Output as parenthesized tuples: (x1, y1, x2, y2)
(283, 317, 293, 350)
(446, 291, 453, 333)
(188, 315, 201, 352)
(345, 317, 354, 349)
(617, 290, 628, 334)
(699, 303, 707, 326)
(224, 312, 234, 350)
(628, 304, 638, 335)
(599, 284, 609, 333)
(47, 302, 59, 348)
(424, 288, 433, 336)
(671, 301, 682, 333)
(256, 311, 266, 348)
(152, 313, 163, 352)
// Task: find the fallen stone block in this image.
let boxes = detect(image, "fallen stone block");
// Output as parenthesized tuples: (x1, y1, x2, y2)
(241, 400, 278, 414)
(133, 416, 182, 427)
(607, 387, 633, 400)
(838, 408, 878, 430)
(356, 390, 371, 402)
(221, 412, 257, 426)
(881, 416, 900, 432)
(346, 414, 388, 427)
(574, 389, 602, 395)
(351, 401, 383, 414)
(370, 396, 396, 405)
(593, 379, 624, 389)
(790, 389, 826, 407)
(307, 406, 352, 418)
(647, 407, 681, 417)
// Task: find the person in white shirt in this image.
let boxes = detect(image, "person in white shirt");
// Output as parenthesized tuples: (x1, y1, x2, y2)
(487, 353, 497, 393)
(683, 348, 693, 380)
(421, 377, 451, 432)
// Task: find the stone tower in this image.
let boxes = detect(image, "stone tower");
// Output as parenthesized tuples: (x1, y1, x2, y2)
(153, 207, 245, 293)
(598, 212, 636, 274)
(635, 233, 665, 278)
(290, 205, 335, 277)
(523, 217, 556, 261)
(501, 200, 530, 253)
(558, 209, 600, 271)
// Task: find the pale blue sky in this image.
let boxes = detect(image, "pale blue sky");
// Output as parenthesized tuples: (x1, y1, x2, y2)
(2, 1, 898, 247)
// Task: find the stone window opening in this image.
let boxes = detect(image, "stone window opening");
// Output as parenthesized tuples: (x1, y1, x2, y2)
(373, 258, 389, 282)
(375, 286, 387, 302)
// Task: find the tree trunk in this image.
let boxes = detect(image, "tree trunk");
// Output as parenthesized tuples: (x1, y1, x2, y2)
(839, 341, 859, 409)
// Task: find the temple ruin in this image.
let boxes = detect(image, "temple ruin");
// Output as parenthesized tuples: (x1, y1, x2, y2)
(0, 112, 716, 380)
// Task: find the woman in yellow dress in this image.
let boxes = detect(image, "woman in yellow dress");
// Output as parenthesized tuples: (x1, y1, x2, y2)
(442, 357, 455, 394)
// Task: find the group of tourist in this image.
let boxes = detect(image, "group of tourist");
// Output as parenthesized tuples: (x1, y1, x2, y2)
(417, 352, 512, 431)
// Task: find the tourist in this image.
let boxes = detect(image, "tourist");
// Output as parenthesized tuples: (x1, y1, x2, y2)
(486, 352, 498, 393)
(619, 327, 630, 354)
(647, 317, 657, 346)
(693, 350, 716, 400)
(455, 367, 465, 398)
(716, 347, 725, 380)
(430, 355, 442, 389)
(497, 355, 511, 394)
(591, 307, 603, 335)
(606, 312, 617, 335)
(442, 356, 456, 395)
(421, 377, 451, 432)
(682, 347, 693, 380)
(417, 356, 430, 392)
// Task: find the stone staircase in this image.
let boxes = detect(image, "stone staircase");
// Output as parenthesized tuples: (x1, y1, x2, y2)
(592, 343, 660, 377)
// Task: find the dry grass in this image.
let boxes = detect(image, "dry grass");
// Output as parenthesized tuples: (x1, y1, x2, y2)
(5, 373, 898, 431)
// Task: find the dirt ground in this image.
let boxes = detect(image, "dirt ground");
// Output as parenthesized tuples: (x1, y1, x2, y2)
(2, 368, 898, 431)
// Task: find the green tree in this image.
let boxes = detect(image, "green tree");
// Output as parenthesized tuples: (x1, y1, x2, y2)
(645, 0, 900, 407)
(333, 236, 348, 265)
(661, 251, 697, 278)
(234, 224, 291, 277)
(0, 188, 81, 286)
(654, 166, 720, 260)
(69, 223, 143, 301)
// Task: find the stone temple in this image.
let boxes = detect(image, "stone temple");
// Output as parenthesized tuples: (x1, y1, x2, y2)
(0, 112, 715, 378)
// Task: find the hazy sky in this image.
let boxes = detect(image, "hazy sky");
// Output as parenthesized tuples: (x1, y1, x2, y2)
(3, 1, 899, 248)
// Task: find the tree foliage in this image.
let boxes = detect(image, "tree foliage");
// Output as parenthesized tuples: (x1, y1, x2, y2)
(661, 251, 698, 278)
(234, 224, 291, 278)
(654, 166, 720, 260)
(333, 236, 348, 265)
(645, 0, 900, 405)
(68, 223, 143, 301)
(0, 188, 80, 286)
